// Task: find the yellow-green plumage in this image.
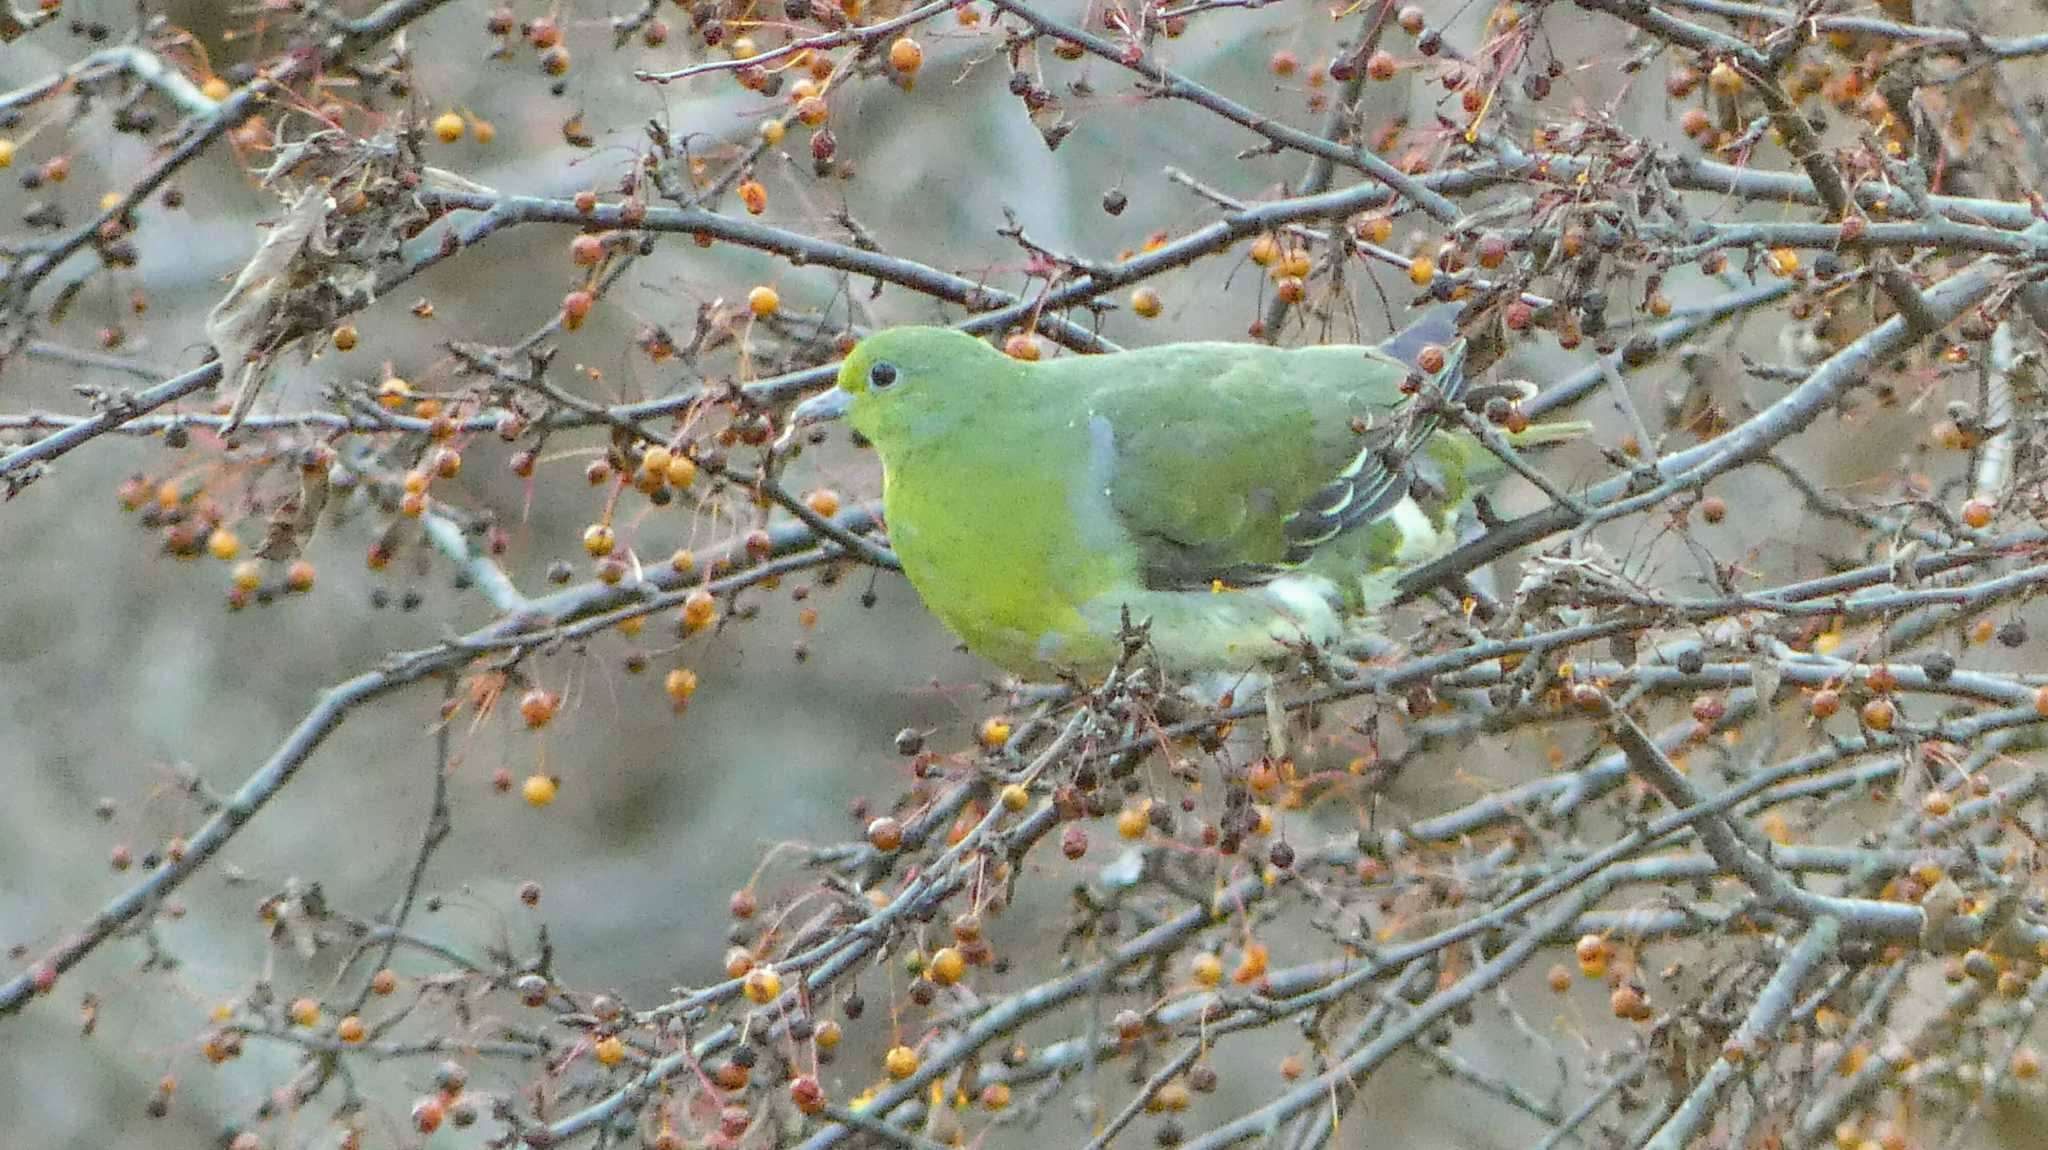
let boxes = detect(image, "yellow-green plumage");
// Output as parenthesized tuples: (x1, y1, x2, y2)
(793, 312, 1583, 679)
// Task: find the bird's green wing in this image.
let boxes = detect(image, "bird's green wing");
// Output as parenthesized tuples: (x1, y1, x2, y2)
(1069, 338, 1457, 592)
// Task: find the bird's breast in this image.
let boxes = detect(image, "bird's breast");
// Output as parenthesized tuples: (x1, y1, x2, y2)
(879, 432, 1125, 675)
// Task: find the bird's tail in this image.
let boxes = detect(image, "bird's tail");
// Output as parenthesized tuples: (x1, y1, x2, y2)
(1377, 302, 1467, 373)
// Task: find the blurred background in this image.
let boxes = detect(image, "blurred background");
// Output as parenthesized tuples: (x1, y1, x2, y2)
(4, 1, 2042, 1147)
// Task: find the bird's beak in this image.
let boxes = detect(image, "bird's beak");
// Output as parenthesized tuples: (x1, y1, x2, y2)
(790, 386, 853, 426)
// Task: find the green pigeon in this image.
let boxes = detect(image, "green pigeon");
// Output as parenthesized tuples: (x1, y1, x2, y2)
(791, 307, 1585, 682)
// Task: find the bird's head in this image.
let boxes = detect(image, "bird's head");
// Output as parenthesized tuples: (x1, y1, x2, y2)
(790, 326, 1017, 453)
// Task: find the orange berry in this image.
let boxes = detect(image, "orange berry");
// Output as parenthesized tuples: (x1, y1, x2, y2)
(582, 523, 615, 557)
(331, 324, 358, 351)
(804, 488, 841, 517)
(884, 1044, 919, 1079)
(665, 454, 697, 488)
(1611, 984, 1651, 1020)
(594, 1036, 625, 1066)
(1116, 805, 1149, 840)
(743, 965, 783, 1004)
(1708, 60, 1742, 94)
(336, 1015, 366, 1043)
(889, 37, 923, 74)
(979, 717, 1012, 748)
(1003, 333, 1041, 361)
(790, 1075, 827, 1115)
(412, 1097, 445, 1134)
(1860, 698, 1896, 732)
(1232, 941, 1269, 985)
(289, 997, 320, 1027)
(1191, 953, 1223, 986)
(432, 110, 465, 143)
(664, 667, 699, 704)
(1962, 498, 1994, 529)
(562, 289, 596, 331)
(1408, 255, 1436, 287)
(522, 774, 559, 807)
(747, 285, 780, 317)
(868, 816, 904, 851)
(1811, 688, 1841, 718)
(1270, 49, 1298, 77)
(1131, 286, 1163, 318)
(2015, 1046, 2042, 1079)
(1767, 247, 1800, 276)
(681, 588, 717, 630)
(927, 946, 966, 986)
(795, 96, 829, 126)
(739, 179, 768, 215)
(1367, 50, 1398, 81)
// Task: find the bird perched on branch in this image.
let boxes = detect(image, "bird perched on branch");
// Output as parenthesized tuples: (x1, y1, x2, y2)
(791, 306, 1587, 684)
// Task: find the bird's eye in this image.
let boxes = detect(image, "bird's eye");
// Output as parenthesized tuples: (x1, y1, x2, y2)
(867, 361, 899, 390)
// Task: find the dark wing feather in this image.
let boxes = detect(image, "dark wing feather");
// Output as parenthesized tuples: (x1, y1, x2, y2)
(1277, 307, 1469, 562)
